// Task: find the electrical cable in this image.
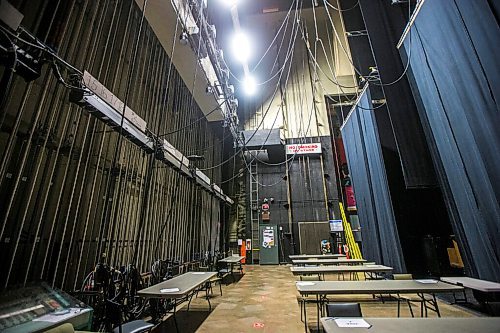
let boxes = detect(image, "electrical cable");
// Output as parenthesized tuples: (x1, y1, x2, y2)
(152, 0, 212, 260)
(240, 5, 323, 187)
(168, 0, 207, 134)
(236, 0, 377, 188)
(238, 4, 303, 167)
(321, 0, 413, 86)
(323, 15, 356, 105)
(243, 102, 315, 187)
(253, 1, 297, 85)
(158, 98, 227, 137)
(201, 1, 319, 179)
(299, 23, 358, 90)
(368, 0, 413, 86)
(197, 27, 296, 172)
(0, 24, 86, 85)
(51, 60, 89, 92)
(306, 0, 407, 110)
(0, 29, 17, 116)
(324, 0, 359, 12)
(251, 0, 297, 72)
(5, 25, 83, 75)
(217, 0, 300, 89)
(198, 0, 303, 172)
(188, 2, 238, 134)
(219, 3, 297, 86)
(184, 126, 234, 155)
(299, 22, 387, 111)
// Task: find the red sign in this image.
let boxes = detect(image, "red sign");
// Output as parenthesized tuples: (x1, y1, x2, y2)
(253, 322, 265, 328)
(285, 143, 322, 155)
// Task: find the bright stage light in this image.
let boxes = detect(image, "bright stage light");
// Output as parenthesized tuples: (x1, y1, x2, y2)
(219, 0, 239, 7)
(231, 31, 251, 63)
(243, 75, 257, 95)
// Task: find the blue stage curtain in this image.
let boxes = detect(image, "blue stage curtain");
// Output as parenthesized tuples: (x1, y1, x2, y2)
(401, 0, 500, 281)
(341, 87, 406, 273)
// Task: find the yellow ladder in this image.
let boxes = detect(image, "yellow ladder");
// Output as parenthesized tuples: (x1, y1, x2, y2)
(340, 202, 363, 259)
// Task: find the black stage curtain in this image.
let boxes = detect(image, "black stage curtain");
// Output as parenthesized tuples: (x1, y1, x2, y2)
(341, 88, 406, 273)
(358, 0, 437, 188)
(401, 0, 500, 281)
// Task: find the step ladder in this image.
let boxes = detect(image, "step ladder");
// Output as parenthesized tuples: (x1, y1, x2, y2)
(339, 202, 363, 279)
(340, 202, 362, 260)
(249, 160, 260, 263)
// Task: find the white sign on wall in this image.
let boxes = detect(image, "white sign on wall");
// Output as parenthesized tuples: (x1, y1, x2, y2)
(329, 220, 344, 232)
(285, 143, 322, 155)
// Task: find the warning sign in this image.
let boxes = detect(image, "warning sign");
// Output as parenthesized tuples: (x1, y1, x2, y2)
(285, 143, 322, 155)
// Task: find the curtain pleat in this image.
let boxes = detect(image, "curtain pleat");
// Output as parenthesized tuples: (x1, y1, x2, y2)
(342, 87, 406, 273)
(401, 0, 500, 281)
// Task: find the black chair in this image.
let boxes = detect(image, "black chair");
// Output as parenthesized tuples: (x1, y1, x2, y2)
(216, 260, 231, 284)
(326, 303, 362, 317)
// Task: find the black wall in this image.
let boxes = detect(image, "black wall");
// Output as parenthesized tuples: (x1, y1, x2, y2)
(246, 136, 339, 262)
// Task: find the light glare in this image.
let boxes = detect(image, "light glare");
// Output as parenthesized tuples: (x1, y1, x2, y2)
(219, 0, 239, 7)
(243, 75, 257, 95)
(231, 32, 251, 63)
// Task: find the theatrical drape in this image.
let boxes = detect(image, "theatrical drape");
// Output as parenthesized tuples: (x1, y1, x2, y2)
(401, 0, 500, 281)
(341, 87, 406, 273)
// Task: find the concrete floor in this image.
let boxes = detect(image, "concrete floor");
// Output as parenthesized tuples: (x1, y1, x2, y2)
(155, 265, 480, 333)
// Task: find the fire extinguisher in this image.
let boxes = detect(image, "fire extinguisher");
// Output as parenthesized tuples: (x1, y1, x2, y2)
(343, 244, 350, 259)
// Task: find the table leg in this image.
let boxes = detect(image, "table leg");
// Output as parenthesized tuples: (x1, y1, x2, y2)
(452, 289, 468, 304)
(432, 294, 441, 317)
(205, 282, 212, 311)
(316, 294, 320, 332)
(173, 302, 179, 333)
(187, 292, 194, 311)
(303, 297, 308, 332)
